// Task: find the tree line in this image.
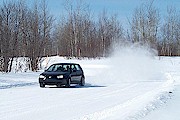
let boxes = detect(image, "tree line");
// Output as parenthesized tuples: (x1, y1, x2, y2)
(0, 0, 179, 72)
(0, 0, 53, 72)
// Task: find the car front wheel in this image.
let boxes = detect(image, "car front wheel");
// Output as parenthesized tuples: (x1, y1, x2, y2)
(66, 78, 71, 87)
(80, 77, 85, 86)
(40, 83, 45, 88)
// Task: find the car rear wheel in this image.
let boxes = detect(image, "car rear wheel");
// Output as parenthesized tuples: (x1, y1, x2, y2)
(66, 78, 71, 87)
(40, 83, 45, 88)
(80, 77, 85, 86)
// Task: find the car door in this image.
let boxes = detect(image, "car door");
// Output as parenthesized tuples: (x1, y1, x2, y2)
(74, 64, 83, 82)
(70, 64, 78, 82)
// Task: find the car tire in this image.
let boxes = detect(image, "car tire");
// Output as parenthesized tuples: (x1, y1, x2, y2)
(40, 83, 45, 88)
(80, 77, 85, 86)
(57, 84, 61, 88)
(66, 78, 71, 88)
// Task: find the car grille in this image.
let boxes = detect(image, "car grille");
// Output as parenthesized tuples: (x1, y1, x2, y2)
(47, 75, 57, 79)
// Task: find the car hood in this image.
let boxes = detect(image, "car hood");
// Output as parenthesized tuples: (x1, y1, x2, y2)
(41, 72, 69, 76)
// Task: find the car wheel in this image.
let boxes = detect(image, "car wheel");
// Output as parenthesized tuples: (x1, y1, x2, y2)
(80, 77, 85, 86)
(57, 84, 61, 88)
(40, 83, 45, 88)
(66, 78, 71, 88)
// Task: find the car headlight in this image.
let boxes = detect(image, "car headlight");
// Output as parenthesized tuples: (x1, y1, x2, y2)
(39, 75, 45, 79)
(57, 75, 63, 79)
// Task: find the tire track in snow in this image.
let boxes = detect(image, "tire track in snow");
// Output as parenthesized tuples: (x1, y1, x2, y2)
(74, 91, 171, 120)
(73, 73, 174, 120)
(0, 81, 38, 89)
(73, 93, 152, 120)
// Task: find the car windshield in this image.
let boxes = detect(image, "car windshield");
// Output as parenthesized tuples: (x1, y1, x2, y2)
(47, 64, 71, 72)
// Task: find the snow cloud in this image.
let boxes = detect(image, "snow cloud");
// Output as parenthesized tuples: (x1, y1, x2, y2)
(92, 44, 165, 85)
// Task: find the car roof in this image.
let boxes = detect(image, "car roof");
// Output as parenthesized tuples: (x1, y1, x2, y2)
(52, 63, 80, 65)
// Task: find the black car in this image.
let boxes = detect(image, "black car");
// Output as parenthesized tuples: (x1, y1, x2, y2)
(39, 63, 85, 88)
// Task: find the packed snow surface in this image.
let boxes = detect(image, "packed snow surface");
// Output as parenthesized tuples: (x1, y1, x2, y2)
(0, 48, 179, 120)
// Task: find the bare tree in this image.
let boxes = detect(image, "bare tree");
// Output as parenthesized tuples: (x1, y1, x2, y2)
(39, 0, 53, 56)
(0, 0, 54, 72)
(55, 0, 124, 58)
(27, 0, 53, 71)
(0, 1, 16, 72)
(98, 11, 124, 57)
(57, 0, 94, 57)
(131, 0, 160, 49)
(160, 7, 180, 56)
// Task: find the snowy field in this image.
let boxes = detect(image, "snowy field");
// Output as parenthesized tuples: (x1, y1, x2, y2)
(0, 48, 180, 120)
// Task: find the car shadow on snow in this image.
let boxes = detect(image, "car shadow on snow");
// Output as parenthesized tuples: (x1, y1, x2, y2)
(45, 83, 106, 89)
(72, 83, 106, 88)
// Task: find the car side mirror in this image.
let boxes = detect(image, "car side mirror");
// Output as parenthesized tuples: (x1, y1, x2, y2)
(72, 69, 76, 72)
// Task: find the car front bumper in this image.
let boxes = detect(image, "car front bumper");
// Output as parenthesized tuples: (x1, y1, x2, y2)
(39, 78, 67, 85)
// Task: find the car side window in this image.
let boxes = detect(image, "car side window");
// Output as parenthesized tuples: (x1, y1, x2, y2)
(53, 65, 61, 71)
(71, 65, 76, 71)
(56, 65, 64, 72)
(63, 65, 71, 72)
(75, 65, 81, 71)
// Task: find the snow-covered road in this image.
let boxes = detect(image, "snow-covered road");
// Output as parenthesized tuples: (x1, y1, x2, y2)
(0, 55, 178, 120)
(141, 72, 180, 120)
(142, 86, 180, 120)
(0, 77, 171, 120)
